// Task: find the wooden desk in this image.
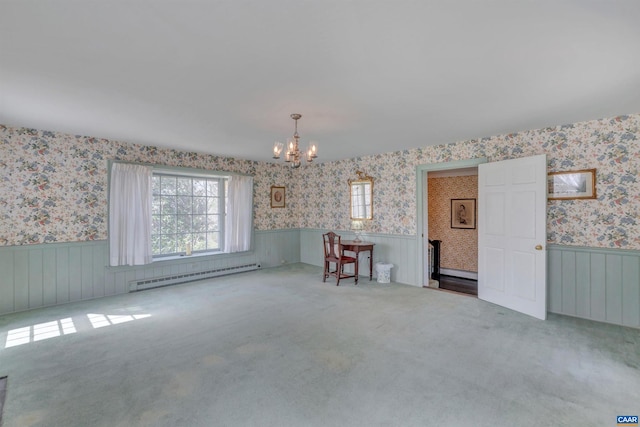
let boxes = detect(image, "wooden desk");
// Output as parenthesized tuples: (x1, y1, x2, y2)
(341, 240, 375, 284)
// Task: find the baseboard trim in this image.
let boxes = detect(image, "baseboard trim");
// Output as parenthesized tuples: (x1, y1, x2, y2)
(440, 268, 478, 280)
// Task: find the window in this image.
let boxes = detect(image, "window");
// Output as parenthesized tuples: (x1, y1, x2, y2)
(109, 162, 252, 265)
(151, 173, 227, 256)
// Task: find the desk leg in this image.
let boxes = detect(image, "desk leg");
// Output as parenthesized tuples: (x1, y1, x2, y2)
(354, 249, 359, 284)
(369, 248, 373, 281)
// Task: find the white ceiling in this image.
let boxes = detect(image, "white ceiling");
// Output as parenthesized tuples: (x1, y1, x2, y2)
(2, 1, 639, 163)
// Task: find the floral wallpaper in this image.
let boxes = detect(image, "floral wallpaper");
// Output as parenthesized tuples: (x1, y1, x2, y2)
(295, 152, 416, 235)
(1, 113, 639, 250)
(0, 125, 295, 245)
(295, 114, 640, 250)
(428, 176, 478, 272)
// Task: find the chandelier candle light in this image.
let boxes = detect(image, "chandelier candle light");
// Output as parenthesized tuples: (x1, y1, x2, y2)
(272, 114, 318, 168)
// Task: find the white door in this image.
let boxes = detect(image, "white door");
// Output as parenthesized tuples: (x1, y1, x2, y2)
(478, 154, 547, 320)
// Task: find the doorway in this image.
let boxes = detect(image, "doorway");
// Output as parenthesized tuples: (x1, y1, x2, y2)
(416, 158, 486, 293)
(426, 166, 479, 296)
(416, 155, 548, 320)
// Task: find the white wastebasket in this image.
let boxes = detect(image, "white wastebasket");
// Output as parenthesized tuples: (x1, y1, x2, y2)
(375, 263, 393, 283)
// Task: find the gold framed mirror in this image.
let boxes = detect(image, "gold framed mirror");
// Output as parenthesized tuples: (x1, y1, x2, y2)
(348, 171, 373, 220)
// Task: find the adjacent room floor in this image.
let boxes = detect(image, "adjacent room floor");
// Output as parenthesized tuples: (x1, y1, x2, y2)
(0, 263, 638, 427)
(436, 274, 478, 296)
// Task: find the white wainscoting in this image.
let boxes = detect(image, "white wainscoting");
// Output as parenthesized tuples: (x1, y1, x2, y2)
(2, 234, 638, 328)
(0, 240, 109, 315)
(254, 229, 301, 268)
(0, 229, 301, 315)
(548, 244, 640, 328)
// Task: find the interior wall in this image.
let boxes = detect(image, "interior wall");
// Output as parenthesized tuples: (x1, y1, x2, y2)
(0, 229, 301, 315)
(2, 116, 639, 325)
(0, 125, 295, 247)
(0, 125, 304, 315)
(427, 175, 478, 273)
(294, 114, 640, 251)
(2, 113, 639, 251)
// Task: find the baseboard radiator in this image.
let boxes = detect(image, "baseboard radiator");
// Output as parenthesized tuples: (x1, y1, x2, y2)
(129, 263, 259, 292)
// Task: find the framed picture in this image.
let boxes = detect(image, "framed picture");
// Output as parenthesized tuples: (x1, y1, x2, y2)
(547, 169, 596, 200)
(270, 186, 286, 208)
(451, 199, 476, 229)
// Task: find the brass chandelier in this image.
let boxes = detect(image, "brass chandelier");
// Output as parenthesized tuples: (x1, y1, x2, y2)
(272, 113, 318, 168)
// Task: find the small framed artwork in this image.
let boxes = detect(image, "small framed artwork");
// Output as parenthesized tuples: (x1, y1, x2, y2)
(547, 169, 596, 200)
(451, 199, 476, 229)
(270, 186, 286, 208)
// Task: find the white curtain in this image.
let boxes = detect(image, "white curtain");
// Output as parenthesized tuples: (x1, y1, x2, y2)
(109, 163, 153, 266)
(225, 175, 254, 253)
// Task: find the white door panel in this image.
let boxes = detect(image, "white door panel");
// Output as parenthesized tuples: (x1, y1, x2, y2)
(485, 193, 506, 235)
(485, 167, 506, 186)
(485, 247, 505, 292)
(512, 251, 536, 300)
(478, 154, 547, 320)
(511, 191, 536, 238)
(512, 162, 537, 184)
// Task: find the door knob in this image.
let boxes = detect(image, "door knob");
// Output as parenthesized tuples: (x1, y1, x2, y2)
(535, 245, 543, 250)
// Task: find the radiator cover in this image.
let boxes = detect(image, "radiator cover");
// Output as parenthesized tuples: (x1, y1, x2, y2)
(129, 263, 259, 291)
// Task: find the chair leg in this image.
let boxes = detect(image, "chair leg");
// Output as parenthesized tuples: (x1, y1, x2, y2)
(323, 261, 327, 282)
(336, 261, 341, 286)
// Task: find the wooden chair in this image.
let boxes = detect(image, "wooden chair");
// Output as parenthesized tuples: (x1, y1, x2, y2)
(322, 231, 357, 286)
